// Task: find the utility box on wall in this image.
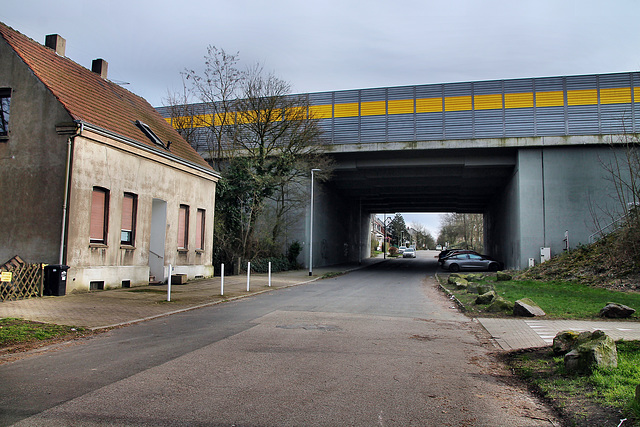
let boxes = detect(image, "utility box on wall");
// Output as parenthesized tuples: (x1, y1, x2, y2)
(540, 247, 551, 263)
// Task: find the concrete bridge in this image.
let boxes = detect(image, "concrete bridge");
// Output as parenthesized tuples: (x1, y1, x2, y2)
(159, 71, 640, 270)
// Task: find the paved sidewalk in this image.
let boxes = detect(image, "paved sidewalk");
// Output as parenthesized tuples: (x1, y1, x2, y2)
(0, 262, 369, 330)
(478, 317, 640, 350)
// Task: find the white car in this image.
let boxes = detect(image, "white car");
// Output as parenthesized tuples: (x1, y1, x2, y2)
(398, 246, 407, 254)
(402, 247, 416, 258)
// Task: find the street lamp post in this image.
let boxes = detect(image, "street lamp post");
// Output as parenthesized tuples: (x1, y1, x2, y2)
(309, 168, 321, 276)
(383, 215, 391, 259)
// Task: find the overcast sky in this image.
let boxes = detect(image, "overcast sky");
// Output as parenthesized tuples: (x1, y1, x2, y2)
(3, 0, 639, 236)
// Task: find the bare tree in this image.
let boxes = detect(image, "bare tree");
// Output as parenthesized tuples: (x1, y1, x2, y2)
(437, 213, 483, 251)
(593, 134, 640, 265)
(163, 75, 200, 147)
(229, 66, 328, 258)
(181, 46, 245, 170)
(169, 47, 329, 264)
(409, 222, 435, 249)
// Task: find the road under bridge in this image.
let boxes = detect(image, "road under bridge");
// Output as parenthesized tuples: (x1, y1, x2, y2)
(159, 71, 640, 269)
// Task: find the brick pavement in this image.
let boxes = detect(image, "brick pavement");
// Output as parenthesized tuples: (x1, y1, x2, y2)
(478, 317, 640, 350)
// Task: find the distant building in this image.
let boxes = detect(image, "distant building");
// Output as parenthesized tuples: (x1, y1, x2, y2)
(406, 227, 417, 247)
(371, 216, 386, 250)
(0, 23, 220, 292)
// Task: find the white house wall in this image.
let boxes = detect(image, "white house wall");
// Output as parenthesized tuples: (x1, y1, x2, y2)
(65, 129, 216, 292)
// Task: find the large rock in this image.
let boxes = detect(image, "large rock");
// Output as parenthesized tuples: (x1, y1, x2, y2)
(464, 273, 485, 282)
(486, 296, 514, 313)
(552, 330, 580, 355)
(448, 275, 469, 290)
(475, 283, 495, 295)
(563, 330, 618, 374)
(513, 298, 545, 317)
(475, 290, 496, 305)
(496, 272, 512, 281)
(599, 302, 636, 319)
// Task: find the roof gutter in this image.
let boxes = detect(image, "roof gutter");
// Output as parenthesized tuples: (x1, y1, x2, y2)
(59, 121, 83, 265)
(78, 121, 221, 179)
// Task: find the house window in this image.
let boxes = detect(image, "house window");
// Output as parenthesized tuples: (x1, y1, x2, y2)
(196, 209, 205, 250)
(178, 204, 189, 249)
(121, 193, 137, 245)
(90, 187, 109, 244)
(0, 88, 11, 138)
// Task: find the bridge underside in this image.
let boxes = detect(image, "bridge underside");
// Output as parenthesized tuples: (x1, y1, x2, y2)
(304, 140, 628, 271)
(326, 147, 517, 214)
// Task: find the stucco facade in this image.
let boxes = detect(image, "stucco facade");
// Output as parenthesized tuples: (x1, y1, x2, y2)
(63, 126, 217, 291)
(0, 31, 71, 264)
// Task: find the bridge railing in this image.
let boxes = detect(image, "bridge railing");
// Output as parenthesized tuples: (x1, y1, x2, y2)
(157, 71, 640, 152)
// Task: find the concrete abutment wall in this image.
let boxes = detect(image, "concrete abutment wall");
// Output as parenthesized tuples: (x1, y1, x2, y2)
(488, 145, 628, 270)
(304, 181, 368, 270)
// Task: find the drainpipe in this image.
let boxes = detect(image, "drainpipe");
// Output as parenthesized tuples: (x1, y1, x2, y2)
(59, 122, 83, 265)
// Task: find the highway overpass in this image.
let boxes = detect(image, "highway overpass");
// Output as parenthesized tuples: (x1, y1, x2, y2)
(158, 71, 640, 269)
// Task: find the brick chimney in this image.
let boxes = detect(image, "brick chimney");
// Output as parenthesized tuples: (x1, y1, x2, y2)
(91, 58, 108, 79)
(45, 34, 66, 56)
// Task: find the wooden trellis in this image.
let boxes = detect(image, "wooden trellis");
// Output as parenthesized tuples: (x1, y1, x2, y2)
(0, 261, 44, 302)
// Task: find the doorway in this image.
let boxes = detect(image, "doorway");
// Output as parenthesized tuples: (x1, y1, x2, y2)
(149, 198, 167, 283)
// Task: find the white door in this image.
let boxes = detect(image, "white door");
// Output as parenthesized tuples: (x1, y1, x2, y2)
(149, 199, 167, 282)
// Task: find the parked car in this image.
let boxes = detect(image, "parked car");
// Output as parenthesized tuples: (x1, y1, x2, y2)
(402, 247, 416, 258)
(435, 245, 442, 250)
(441, 253, 502, 272)
(398, 246, 407, 254)
(437, 249, 480, 265)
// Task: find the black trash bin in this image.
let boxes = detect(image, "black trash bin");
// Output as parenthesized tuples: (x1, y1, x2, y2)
(44, 265, 69, 296)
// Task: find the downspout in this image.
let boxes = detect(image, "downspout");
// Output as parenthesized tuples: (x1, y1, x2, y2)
(59, 122, 83, 265)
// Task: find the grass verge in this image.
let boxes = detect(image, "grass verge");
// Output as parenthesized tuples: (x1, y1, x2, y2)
(506, 341, 640, 426)
(439, 272, 640, 425)
(440, 274, 640, 319)
(0, 317, 95, 356)
(320, 271, 345, 279)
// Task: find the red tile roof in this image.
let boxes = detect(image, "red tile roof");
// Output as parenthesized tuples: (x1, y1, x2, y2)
(0, 22, 213, 171)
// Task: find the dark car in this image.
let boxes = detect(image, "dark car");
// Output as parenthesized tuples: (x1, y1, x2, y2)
(441, 253, 502, 272)
(436, 249, 479, 265)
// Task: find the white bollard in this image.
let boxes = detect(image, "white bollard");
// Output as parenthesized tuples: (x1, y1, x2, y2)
(268, 261, 272, 287)
(221, 263, 225, 296)
(247, 262, 251, 292)
(167, 264, 172, 302)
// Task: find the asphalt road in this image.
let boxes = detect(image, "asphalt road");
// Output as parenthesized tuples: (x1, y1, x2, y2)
(0, 252, 558, 426)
